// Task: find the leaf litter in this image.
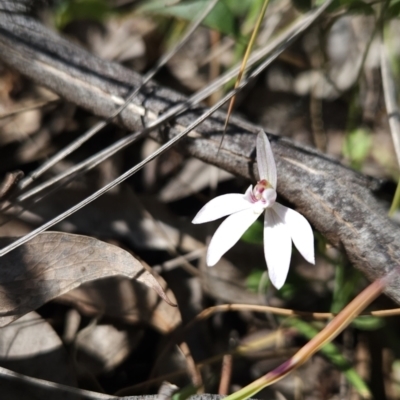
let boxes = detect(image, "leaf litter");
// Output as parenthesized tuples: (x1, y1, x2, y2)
(0, 231, 174, 327)
(0, 311, 77, 400)
(1, 1, 400, 399)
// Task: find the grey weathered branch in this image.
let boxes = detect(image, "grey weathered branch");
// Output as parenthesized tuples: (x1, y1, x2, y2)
(0, 6, 400, 303)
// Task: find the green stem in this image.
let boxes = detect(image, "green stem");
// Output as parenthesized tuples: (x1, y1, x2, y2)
(389, 178, 400, 216)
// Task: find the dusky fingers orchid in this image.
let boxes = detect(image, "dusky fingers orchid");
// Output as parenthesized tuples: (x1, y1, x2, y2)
(192, 131, 315, 289)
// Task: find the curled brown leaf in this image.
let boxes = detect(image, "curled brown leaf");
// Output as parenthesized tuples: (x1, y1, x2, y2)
(0, 232, 175, 327)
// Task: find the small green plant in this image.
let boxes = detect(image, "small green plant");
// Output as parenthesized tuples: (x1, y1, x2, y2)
(343, 128, 372, 170)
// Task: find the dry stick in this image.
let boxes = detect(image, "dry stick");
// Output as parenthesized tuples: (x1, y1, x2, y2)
(218, 354, 233, 396)
(380, 38, 400, 216)
(152, 248, 206, 274)
(0, 365, 118, 399)
(0, 171, 23, 200)
(208, 29, 222, 106)
(0, 97, 59, 119)
(183, 303, 400, 322)
(14, 0, 332, 205)
(179, 342, 203, 389)
(380, 39, 400, 162)
(17, 0, 220, 190)
(0, 0, 335, 257)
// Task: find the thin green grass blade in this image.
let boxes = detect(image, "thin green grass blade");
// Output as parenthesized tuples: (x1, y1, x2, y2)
(222, 0, 271, 148)
(389, 178, 400, 216)
(288, 318, 372, 398)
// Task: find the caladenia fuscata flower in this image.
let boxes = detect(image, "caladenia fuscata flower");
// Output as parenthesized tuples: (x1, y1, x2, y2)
(192, 131, 315, 289)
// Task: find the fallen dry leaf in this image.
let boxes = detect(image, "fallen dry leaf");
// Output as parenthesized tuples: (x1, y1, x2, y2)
(0, 311, 77, 400)
(59, 275, 181, 334)
(0, 232, 174, 327)
(74, 323, 143, 375)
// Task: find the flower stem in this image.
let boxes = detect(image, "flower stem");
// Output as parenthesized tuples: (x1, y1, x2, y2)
(224, 278, 385, 400)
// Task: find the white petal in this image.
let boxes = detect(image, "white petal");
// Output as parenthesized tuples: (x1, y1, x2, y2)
(263, 208, 292, 289)
(272, 202, 315, 265)
(243, 185, 254, 202)
(192, 193, 253, 224)
(256, 131, 277, 188)
(207, 208, 262, 266)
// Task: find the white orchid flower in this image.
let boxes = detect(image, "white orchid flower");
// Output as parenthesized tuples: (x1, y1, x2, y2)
(192, 131, 315, 289)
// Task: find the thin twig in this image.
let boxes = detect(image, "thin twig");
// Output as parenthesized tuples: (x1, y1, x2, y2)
(152, 248, 206, 274)
(218, 354, 233, 395)
(0, 365, 117, 399)
(179, 342, 203, 389)
(186, 303, 400, 324)
(380, 35, 400, 216)
(380, 39, 400, 165)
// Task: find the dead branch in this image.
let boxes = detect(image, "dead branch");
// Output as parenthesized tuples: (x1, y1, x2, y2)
(0, 6, 399, 303)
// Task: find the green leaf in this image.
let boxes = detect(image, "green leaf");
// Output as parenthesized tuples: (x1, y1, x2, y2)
(331, 263, 363, 314)
(315, 0, 342, 12)
(55, 0, 111, 29)
(351, 316, 385, 330)
(241, 219, 263, 244)
(342, 128, 372, 170)
(276, 267, 310, 302)
(291, 0, 313, 13)
(289, 318, 372, 398)
(137, 0, 247, 37)
(331, 264, 383, 330)
(278, 282, 297, 301)
(223, 1, 253, 15)
(246, 269, 268, 292)
(171, 385, 198, 400)
(388, 0, 400, 19)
